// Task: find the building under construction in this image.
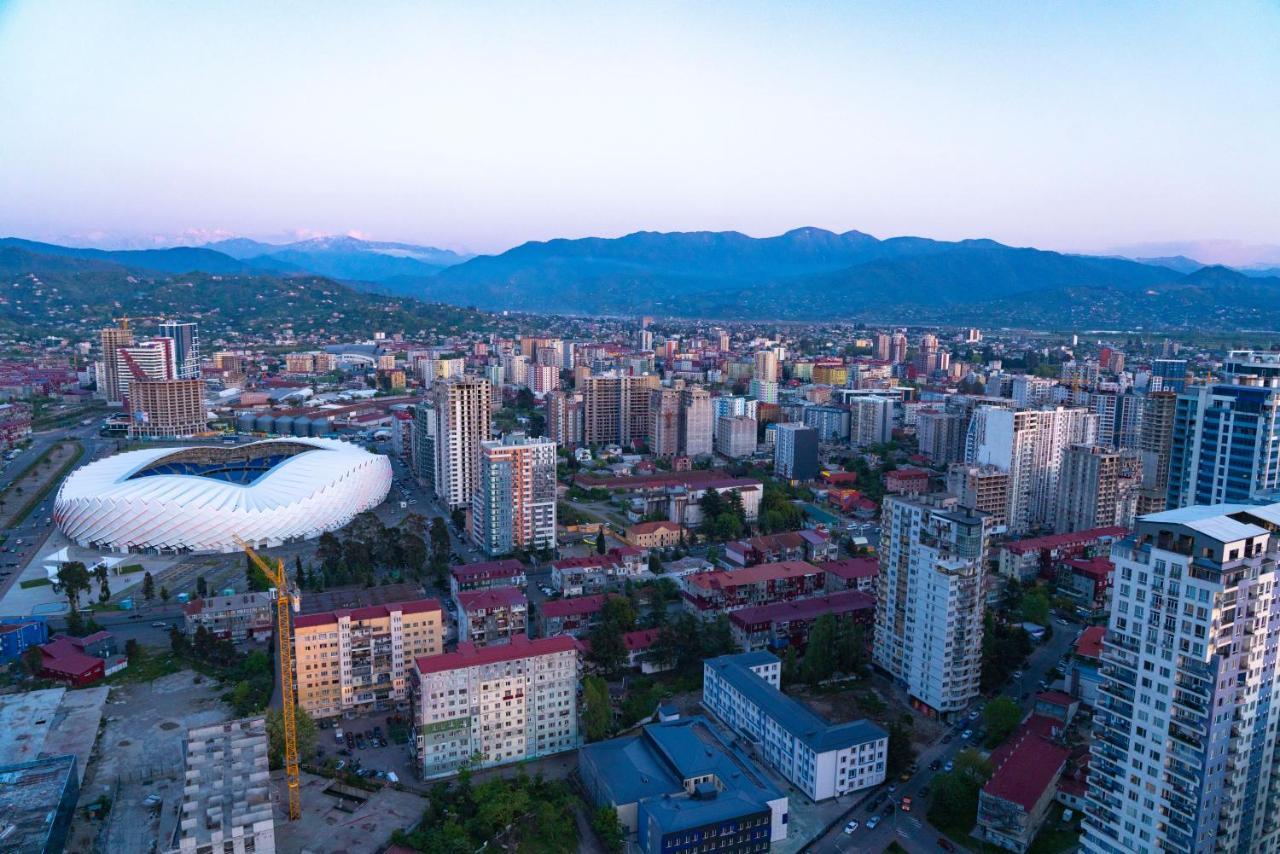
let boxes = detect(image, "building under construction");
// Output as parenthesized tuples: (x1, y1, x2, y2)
(171, 717, 275, 854)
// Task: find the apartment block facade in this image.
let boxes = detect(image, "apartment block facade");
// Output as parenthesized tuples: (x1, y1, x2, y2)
(412, 636, 580, 778)
(432, 378, 492, 509)
(470, 433, 557, 557)
(581, 372, 659, 447)
(293, 599, 444, 719)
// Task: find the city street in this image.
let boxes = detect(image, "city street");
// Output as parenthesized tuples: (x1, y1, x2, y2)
(806, 619, 1079, 853)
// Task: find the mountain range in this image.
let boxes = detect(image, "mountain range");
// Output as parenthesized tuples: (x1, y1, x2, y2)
(4, 229, 1280, 330)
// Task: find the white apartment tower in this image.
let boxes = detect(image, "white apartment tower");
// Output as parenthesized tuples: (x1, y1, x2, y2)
(1083, 504, 1280, 854)
(432, 378, 492, 510)
(412, 635, 580, 779)
(874, 494, 990, 718)
(679, 386, 714, 457)
(966, 405, 1097, 535)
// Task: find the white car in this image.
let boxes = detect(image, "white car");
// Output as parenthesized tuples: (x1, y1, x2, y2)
(961, 729, 973, 740)
(866, 816, 880, 830)
(843, 820, 859, 834)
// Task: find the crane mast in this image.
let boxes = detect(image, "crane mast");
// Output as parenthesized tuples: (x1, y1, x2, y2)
(238, 538, 301, 821)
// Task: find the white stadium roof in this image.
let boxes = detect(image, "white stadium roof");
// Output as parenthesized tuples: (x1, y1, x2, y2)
(54, 437, 391, 554)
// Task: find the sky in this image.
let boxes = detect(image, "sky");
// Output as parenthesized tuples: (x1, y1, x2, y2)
(1, 1, 1278, 259)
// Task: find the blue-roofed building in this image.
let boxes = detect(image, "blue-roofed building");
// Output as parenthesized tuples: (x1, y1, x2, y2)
(703, 652, 888, 802)
(0, 616, 49, 665)
(579, 715, 787, 852)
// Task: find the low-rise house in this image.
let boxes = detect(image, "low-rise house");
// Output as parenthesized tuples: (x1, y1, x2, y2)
(538, 593, 611, 638)
(182, 592, 275, 643)
(625, 520, 682, 550)
(976, 720, 1071, 853)
(1067, 626, 1105, 707)
(995, 526, 1128, 583)
(550, 547, 645, 596)
(819, 557, 878, 594)
(621, 628, 670, 674)
(683, 560, 827, 619)
(38, 632, 125, 685)
(449, 559, 527, 597)
(455, 587, 528, 647)
(884, 466, 930, 495)
(728, 589, 875, 652)
(724, 530, 837, 567)
(1056, 556, 1113, 620)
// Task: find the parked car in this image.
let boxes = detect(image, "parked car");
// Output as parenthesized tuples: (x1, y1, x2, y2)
(929, 760, 941, 771)
(942, 733, 954, 744)
(843, 820, 859, 834)
(901, 796, 912, 812)
(944, 760, 955, 772)
(938, 838, 956, 851)
(961, 729, 973, 740)
(151, 621, 167, 628)
(866, 816, 881, 830)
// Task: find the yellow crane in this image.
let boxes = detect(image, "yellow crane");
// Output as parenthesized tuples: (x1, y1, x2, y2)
(237, 537, 301, 821)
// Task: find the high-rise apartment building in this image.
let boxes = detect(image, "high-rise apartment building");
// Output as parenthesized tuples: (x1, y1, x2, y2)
(1082, 504, 1280, 854)
(917, 409, 966, 464)
(1150, 358, 1189, 393)
(175, 717, 275, 854)
(127, 379, 206, 438)
(412, 636, 580, 779)
(679, 386, 714, 457)
(774, 423, 818, 481)
(748, 378, 779, 404)
(890, 332, 908, 364)
(545, 390, 584, 449)
(117, 338, 178, 405)
(967, 405, 1097, 535)
(471, 433, 557, 557)
(875, 333, 892, 361)
(1055, 444, 1142, 534)
(647, 388, 682, 458)
(95, 320, 135, 404)
(412, 400, 436, 487)
(1168, 351, 1280, 508)
(716, 415, 757, 459)
(293, 599, 444, 719)
(581, 372, 659, 447)
(946, 463, 1010, 530)
(754, 350, 780, 383)
(432, 378, 492, 509)
(874, 494, 989, 718)
(849, 396, 893, 447)
(1137, 391, 1177, 513)
(158, 321, 200, 379)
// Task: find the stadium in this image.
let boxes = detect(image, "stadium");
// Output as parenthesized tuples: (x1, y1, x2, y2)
(53, 437, 392, 554)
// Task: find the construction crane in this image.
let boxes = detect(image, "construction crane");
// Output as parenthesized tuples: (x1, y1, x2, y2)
(237, 537, 301, 821)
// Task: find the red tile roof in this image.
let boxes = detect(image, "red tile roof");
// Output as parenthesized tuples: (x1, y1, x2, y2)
(983, 723, 1070, 813)
(450, 559, 526, 583)
(294, 598, 441, 629)
(1036, 690, 1075, 708)
(456, 587, 527, 612)
(728, 589, 875, 628)
(1002, 526, 1128, 556)
(415, 634, 579, 675)
(574, 470, 761, 491)
(686, 560, 822, 591)
(628, 520, 681, 535)
(819, 558, 878, 580)
(1075, 626, 1105, 660)
(623, 628, 660, 651)
(1064, 556, 1113, 581)
(540, 593, 610, 618)
(39, 635, 104, 677)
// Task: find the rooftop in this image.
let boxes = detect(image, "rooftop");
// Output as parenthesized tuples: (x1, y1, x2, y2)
(540, 593, 611, 618)
(818, 557, 878, 580)
(982, 725, 1070, 813)
(450, 559, 526, 583)
(687, 560, 822, 591)
(415, 634, 579, 675)
(294, 598, 441, 630)
(728, 589, 875, 628)
(705, 652, 886, 752)
(456, 586, 527, 612)
(0, 755, 78, 852)
(1142, 504, 1268, 544)
(1064, 556, 1113, 581)
(1075, 626, 1105, 660)
(1003, 526, 1130, 556)
(182, 591, 273, 616)
(628, 520, 681, 534)
(297, 582, 426, 615)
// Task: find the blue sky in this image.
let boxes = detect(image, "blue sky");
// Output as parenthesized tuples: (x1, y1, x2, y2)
(1, 1, 1277, 256)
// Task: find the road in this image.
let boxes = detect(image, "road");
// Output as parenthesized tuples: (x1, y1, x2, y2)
(808, 619, 1080, 853)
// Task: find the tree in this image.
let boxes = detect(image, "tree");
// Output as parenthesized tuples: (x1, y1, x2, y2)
(1020, 587, 1051, 626)
(265, 707, 318, 770)
(582, 676, 611, 741)
(837, 621, 868, 674)
(56, 561, 91, 611)
(142, 571, 155, 601)
(196, 575, 208, 598)
(450, 507, 466, 531)
(595, 524, 607, 555)
(927, 749, 992, 833)
(588, 597, 636, 676)
(160, 585, 171, 604)
(648, 551, 663, 574)
(21, 645, 44, 676)
(124, 638, 141, 662)
(782, 645, 801, 685)
(801, 613, 838, 684)
(982, 696, 1023, 747)
(886, 720, 915, 775)
(245, 553, 272, 592)
(169, 626, 189, 656)
(592, 806, 625, 852)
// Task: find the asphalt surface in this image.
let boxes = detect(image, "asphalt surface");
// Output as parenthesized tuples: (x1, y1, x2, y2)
(809, 619, 1080, 853)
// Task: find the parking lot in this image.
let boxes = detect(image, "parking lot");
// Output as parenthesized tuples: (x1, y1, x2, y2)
(316, 711, 419, 786)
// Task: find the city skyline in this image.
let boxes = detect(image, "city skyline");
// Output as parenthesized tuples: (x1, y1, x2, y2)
(2, 2, 1278, 259)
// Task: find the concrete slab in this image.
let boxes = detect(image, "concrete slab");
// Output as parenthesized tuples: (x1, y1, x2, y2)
(0, 685, 108, 784)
